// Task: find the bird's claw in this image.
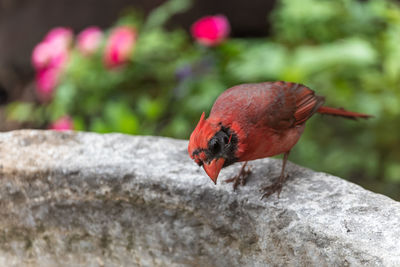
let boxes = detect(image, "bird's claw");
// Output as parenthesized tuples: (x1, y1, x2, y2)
(260, 182, 283, 199)
(260, 174, 288, 199)
(224, 164, 251, 191)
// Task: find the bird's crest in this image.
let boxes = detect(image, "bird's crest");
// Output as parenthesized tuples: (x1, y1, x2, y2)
(188, 112, 221, 160)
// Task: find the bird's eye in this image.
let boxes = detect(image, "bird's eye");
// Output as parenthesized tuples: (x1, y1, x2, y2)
(209, 138, 221, 154)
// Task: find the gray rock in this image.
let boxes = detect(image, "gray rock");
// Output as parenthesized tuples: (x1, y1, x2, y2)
(0, 130, 399, 267)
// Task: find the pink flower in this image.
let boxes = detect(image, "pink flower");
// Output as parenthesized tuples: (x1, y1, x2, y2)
(77, 26, 103, 56)
(32, 27, 72, 101)
(191, 15, 230, 46)
(104, 26, 137, 68)
(49, 116, 74, 131)
(32, 42, 53, 70)
(35, 67, 61, 101)
(32, 27, 73, 70)
(44, 27, 73, 48)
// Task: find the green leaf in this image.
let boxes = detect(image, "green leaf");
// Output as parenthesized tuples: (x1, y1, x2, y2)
(72, 116, 85, 131)
(162, 116, 191, 138)
(6, 102, 35, 123)
(137, 96, 164, 121)
(50, 82, 77, 120)
(227, 41, 288, 82)
(90, 118, 110, 133)
(290, 38, 377, 77)
(104, 101, 139, 134)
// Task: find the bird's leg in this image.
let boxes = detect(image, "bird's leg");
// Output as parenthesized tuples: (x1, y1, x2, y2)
(224, 161, 251, 191)
(261, 151, 290, 199)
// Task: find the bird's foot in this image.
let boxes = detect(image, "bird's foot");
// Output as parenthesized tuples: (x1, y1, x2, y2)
(260, 174, 288, 199)
(224, 163, 251, 191)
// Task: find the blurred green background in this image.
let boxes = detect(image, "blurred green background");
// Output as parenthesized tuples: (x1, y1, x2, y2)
(3, 0, 400, 200)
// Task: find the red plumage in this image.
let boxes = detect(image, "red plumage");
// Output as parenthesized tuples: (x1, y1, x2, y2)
(188, 81, 371, 198)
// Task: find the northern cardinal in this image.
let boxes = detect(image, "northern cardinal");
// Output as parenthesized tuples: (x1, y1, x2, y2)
(188, 81, 371, 198)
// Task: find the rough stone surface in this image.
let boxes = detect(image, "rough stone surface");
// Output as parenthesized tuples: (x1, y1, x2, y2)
(0, 130, 399, 267)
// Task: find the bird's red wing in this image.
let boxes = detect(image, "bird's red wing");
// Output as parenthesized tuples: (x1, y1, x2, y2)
(209, 81, 325, 131)
(266, 82, 325, 130)
(292, 83, 325, 125)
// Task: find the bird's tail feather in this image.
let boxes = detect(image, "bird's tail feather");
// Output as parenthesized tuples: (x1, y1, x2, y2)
(317, 106, 372, 119)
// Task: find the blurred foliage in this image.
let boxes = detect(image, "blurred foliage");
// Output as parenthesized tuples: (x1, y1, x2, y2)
(268, 0, 400, 199)
(6, 0, 400, 199)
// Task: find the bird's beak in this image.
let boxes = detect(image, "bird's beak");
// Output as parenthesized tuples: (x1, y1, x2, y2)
(203, 158, 225, 184)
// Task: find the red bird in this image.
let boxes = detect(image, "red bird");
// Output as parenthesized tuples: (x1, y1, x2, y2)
(188, 81, 370, 198)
